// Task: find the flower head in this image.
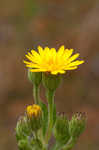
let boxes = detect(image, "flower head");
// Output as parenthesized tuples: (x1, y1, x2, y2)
(24, 46, 84, 75)
(26, 104, 42, 118)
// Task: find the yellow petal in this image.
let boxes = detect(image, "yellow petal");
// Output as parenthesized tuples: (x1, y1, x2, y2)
(51, 71, 58, 75)
(65, 66, 78, 70)
(25, 54, 34, 62)
(43, 47, 50, 60)
(50, 48, 56, 54)
(27, 52, 34, 58)
(38, 46, 44, 55)
(23, 60, 32, 65)
(58, 45, 65, 57)
(67, 53, 79, 63)
(44, 47, 50, 53)
(31, 50, 40, 58)
(50, 48, 56, 62)
(30, 68, 46, 72)
(26, 63, 40, 68)
(24, 54, 40, 63)
(68, 60, 84, 67)
(63, 49, 73, 60)
(58, 70, 65, 74)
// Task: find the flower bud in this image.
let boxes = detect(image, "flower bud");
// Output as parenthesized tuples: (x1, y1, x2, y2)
(69, 112, 86, 138)
(42, 73, 61, 91)
(18, 139, 31, 150)
(53, 114, 70, 144)
(18, 138, 42, 150)
(28, 70, 42, 86)
(16, 116, 31, 141)
(26, 104, 42, 131)
(16, 114, 43, 150)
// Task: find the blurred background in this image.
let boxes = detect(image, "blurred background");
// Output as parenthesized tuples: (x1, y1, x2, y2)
(0, 0, 99, 149)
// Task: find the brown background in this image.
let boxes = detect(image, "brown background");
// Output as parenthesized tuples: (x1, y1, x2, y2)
(0, 0, 99, 150)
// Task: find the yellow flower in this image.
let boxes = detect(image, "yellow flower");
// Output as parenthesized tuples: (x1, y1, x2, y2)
(24, 46, 84, 75)
(26, 104, 42, 118)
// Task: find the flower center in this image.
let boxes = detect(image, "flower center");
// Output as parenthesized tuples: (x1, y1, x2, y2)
(47, 58, 54, 65)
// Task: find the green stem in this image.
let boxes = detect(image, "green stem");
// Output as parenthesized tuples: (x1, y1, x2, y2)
(51, 143, 62, 150)
(33, 84, 39, 104)
(34, 131, 38, 139)
(51, 137, 76, 150)
(45, 89, 55, 144)
(37, 129, 47, 150)
(42, 147, 47, 150)
(62, 137, 76, 150)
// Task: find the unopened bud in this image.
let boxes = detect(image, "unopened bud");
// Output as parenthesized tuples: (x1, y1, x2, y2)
(26, 104, 42, 131)
(15, 116, 31, 141)
(18, 139, 31, 150)
(69, 112, 86, 138)
(28, 70, 42, 86)
(53, 114, 70, 144)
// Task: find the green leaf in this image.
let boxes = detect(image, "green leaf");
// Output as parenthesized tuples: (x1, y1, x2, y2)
(39, 101, 48, 137)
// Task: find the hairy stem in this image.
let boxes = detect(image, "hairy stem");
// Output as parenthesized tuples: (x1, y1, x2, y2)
(33, 84, 40, 104)
(45, 90, 55, 144)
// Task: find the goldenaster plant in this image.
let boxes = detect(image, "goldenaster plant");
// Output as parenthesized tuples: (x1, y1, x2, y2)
(23, 45, 84, 75)
(15, 45, 86, 150)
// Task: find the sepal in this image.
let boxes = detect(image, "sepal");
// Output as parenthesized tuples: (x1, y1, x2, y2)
(28, 70, 42, 86)
(42, 73, 61, 91)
